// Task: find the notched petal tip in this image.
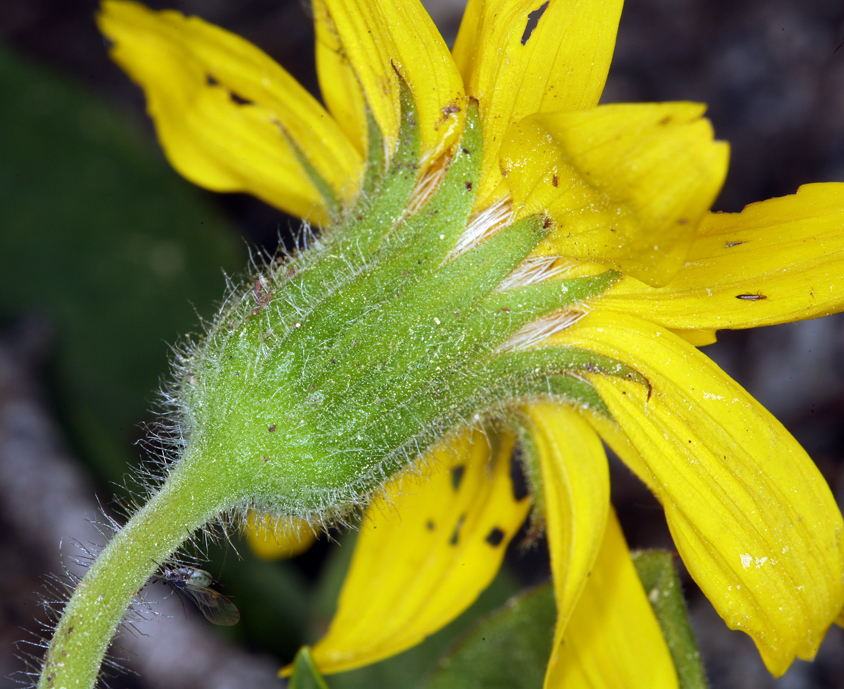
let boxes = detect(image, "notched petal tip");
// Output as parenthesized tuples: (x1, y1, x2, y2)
(601, 182, 844, 332)
(501, 102, 729, 286)
(574, 311, 844, 676)
(321, 0, 466, 169)
(602, 182, 844, 332)
(97, 0, 361, 220)
(453, 0, 624, 207)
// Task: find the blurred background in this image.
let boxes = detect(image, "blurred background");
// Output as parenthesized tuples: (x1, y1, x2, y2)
(1, 0, 844, 687)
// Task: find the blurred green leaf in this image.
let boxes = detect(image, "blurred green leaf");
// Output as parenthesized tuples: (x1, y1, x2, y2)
(290, 647, 331, 689)
(632, 550, 708, 689)
(424, 583, 555, 689)
(0, 41, 244, 486)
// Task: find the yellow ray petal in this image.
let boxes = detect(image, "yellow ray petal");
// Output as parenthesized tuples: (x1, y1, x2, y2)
(500, 103, 729, 286)
(547, 509, 679, 689)
(559, 310, 844, 676)
(308, 428, 530, 674)
(245, 512, 317, 560)
(312, 0, 367, 158)
(452, 0, 624, 206)
(97, 1, 363, 221)
(321, 0, 466, 167)
(518, 403, 609, 674)
(600, 183, 844, 329)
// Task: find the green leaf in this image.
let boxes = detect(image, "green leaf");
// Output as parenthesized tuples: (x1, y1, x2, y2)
(423, 584, 556, 689)
(632, 550, 709, 689)
(0, 42, 244, 488)
(290, 647, 331, 689)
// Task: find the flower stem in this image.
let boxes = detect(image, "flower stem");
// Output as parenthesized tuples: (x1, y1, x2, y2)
(37, 449, 231, 689)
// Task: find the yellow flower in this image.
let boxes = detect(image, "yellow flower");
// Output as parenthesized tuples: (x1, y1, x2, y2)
(97, 0, 844, 685)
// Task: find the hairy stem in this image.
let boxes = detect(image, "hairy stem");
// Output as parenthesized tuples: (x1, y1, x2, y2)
(38, 449, 231, 689)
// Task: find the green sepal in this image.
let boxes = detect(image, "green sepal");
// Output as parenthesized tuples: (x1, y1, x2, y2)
(328, 78, 422, 257)
(359, 104, 386, 197)
(487, 344, 646, 390)
(302, 214, 548, 391)
(279, 123, 343, 220)
(365, 97, 483, 264)
(179, 214, 551, 517)
(479, 269, 620, 322)
(632, 550, 709, 689)
(271, 101, 483, 365)
(289, 647, 331, 689)
(423, 584, 556, 689)
(268, 78, 422, 334)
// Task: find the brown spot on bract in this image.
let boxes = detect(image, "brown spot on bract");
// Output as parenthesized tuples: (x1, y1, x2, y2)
(552, 174, 559, 187)
(426, 520, 436, 531)
(465, 181, 473, 191)
(486, 527, 505, 547)
(268, 424, 276, 432)
(658, 115, 673, 125)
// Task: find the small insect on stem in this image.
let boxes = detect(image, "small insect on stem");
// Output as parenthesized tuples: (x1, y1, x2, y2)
(154, 567, 240, 626)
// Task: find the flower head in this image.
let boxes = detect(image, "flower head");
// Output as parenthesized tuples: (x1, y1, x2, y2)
(98, 0, 844, 684)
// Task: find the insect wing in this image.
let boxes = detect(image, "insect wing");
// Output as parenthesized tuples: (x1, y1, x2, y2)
(180, 584, 241, 626)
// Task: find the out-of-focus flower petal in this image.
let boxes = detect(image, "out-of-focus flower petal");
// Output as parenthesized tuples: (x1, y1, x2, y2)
(547, 509, 679, 689)
(562, 310, 844, 676)
(307, 429, 530, 674)
(453, 0, 623, 206)
(320, 0, 466, 166)
(501, 103, 728, 286)
(97, 0, 361, 221)
(245, 512, 317, 560)
(600, 183, 844, 329)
